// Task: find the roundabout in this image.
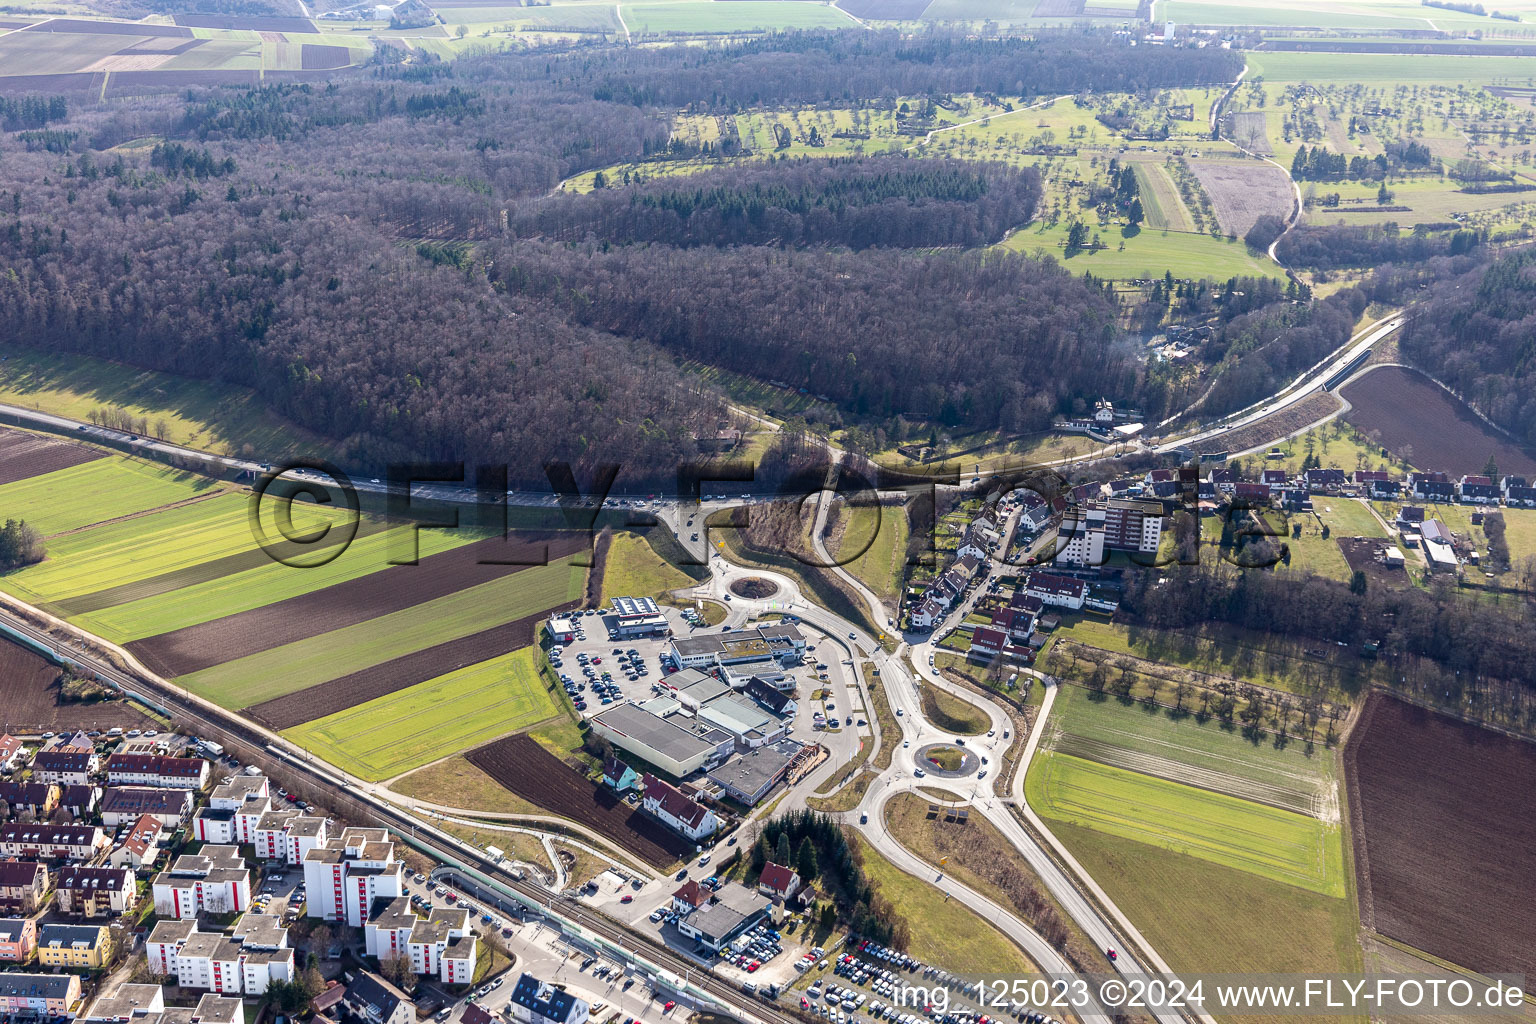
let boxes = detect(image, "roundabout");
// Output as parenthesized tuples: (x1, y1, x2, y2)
(728, 576, 780, 599)
(914, 742, 979, 779)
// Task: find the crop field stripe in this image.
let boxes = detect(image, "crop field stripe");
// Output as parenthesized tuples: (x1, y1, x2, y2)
(1130, 162, 1192, 232)
(243, 599, 575, 730)
(0, 427, 103, 486)
(0, 457, 219, 536)
(1052, 734, 1319, 816)
(1028, 751, 1344, 896)
(99, 524, 522, 652)
(1051, 684, 1333, 797)
(123, 532, 585, 672)
(283, 646, 562, 780)
(173, 555, 585, 709)
(55, 514, 389, 615)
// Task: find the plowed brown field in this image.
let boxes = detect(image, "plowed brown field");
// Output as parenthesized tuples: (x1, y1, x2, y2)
(128, 533, 587, 677)
(467, 734, 692, 867)
(1346, 693, 1536, 979)
(0, 427, 102, 485)
(0, 636, 154, 732)
(1342, 366, 1536, 476)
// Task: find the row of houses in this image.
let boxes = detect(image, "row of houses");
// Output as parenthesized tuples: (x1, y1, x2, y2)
(29, 750, 208, 790)
(1199, 467, 1536, 506)
(0, 920, 115, 969)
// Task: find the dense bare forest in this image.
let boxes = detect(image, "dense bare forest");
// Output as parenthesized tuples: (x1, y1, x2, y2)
(511, 157, 1041, 249)
(0, 31, 1240, 480)
(1401, 248, 1536, 445)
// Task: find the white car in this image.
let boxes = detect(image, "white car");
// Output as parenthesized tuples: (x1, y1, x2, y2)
(913, 768, 925, 777)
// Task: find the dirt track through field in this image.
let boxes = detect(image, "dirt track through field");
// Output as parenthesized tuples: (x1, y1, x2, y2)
(127, 532, 587, 677)
(0, 427, 103, 486)
(467, 734, 692, 867)
(243, 603, 573, 730)
(1346, 693, 1536, 980)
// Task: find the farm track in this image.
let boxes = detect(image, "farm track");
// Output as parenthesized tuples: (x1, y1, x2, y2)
(1346, 692, 1536, 980)
(466, 733, 692, 867)
(127, 532, 586, 677)
(0, 426, 103, 485)
(244, 603, 574, 730)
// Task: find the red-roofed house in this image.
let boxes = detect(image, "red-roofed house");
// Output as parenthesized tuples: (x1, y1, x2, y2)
(109, 815, 166, 871)
(640, 775, 719, 842)
(757, 862, 801, 901)
(670, 881, 710, 914)
(105, 755, 208, 791)
(0, 736, 23, 773)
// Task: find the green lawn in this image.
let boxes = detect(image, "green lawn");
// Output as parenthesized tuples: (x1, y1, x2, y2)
(1247, 50, 1536, 86)
(285, 646, 562, 780)
(850, 832, 1037, 975)
(1027, 751, 1346, 896)
(1048, 684, 1335, 816)
(600, 531, 693, 603)
(79, 524, 475, 644)
(1315, 499, 1388, 540)
(1000, 222, 1282, 282)
(1158, 0, 1430, 28)
(178, 555, 585, 708)
(620, 0, 854, 32)
(834, 505, 907, 611)
(1049, 819, 1364, 1024)
(0, 458, 220, 536)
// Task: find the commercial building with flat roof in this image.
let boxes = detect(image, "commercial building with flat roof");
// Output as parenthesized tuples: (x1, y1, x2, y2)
(706, 739, 804, 805)
(675, 882, 769, 951)
(607, 596, 669, 638)
(587, 703, 726, 777)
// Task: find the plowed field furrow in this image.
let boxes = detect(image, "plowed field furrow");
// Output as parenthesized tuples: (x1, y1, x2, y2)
(127, 532, 586, 677)
(244, 603, 572, 729)
(0, 427, 103, 485)
(1346, 693, 1536, 980)
(467, 734, 691, 867)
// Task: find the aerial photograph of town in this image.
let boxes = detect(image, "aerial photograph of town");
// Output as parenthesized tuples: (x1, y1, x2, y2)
(0, 3, 1532, 1024)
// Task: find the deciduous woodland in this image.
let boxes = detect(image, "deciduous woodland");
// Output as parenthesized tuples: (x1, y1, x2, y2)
(1400, 249, 1536, 445)
(9, 28, 1502, 481)
(510, 157, 1041, 249)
